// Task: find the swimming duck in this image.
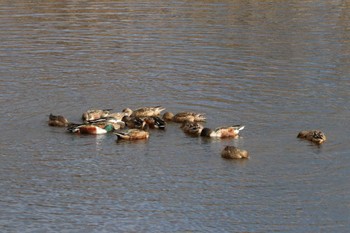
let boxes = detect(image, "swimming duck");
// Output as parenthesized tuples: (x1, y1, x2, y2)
(82, 109, 112, 122)
(122, 115, 146, 129)
(200, 125, 245, 138)
(87, 117, 126, 130)
(114, 129, 149, 140)
(129, 106, 165, 118)
(180, 121, 204, 136)
(107, 111, 129, 121)
(67, 124, 115, 135)
(297, 130, 326, 144)
(221, 146, 249, 159)
(163, 112, 206, 123)
(144, 116, 166, 129)
(48, 113, 69, 127)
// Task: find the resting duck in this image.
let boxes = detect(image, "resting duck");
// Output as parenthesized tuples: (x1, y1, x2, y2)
(67, 124, 115, 135)
(180, 121, 204, 136)
(200, 125, 245, 138)
(114, 129, 149, 140)
(297, 130, 326, 144)
(128, 106, 165, 118)
(144, 116, 166, 129)
(221, 146, 249, 159)
(163, 112, 206, 123)
(48, 113, 69, 127)
(82, 109, 112, 122)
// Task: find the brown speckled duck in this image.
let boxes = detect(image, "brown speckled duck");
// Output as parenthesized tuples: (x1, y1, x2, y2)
(82, 109, 112, 122)
(128, 106, 165, 118)
(163, 111, 206, 123)
(180, 121, 204, 136)
(297, 130, 326, 144)
(221, 146, 249, 159)
(48, 113, 69, 127)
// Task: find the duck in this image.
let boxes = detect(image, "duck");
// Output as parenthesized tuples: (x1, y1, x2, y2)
(297, 130, 326, 144)
(48, 113, 69, 127)
(87, 117, 126, 130)
(144, 116, 166, 129)
(107, 111, 130, 121)
(180, 121, 204, 136)
(221, 146, 249, 159)
(163, 111, 206, 123)
(122, 115, 146, 129)
(128, 106, 166, 118)
(67, 124, 115, 135)
(82, 109, 112, 122)
(200, 125, 245, 138)
(114, 129, 149, 140)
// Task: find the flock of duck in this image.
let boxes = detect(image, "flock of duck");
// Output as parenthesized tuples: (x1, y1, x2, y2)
(48, 105, 327, 160)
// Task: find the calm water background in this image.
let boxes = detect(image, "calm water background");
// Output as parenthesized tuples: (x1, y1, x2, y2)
(0, 0, 349, 232)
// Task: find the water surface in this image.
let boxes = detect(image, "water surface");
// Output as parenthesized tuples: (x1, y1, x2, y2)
(0, 1, 349, 232)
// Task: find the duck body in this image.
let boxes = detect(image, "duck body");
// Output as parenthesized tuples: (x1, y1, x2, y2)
(221, 146, 249, 159)
(67, 124, 114, 135)
(48, 113, 69, 127)
(181, 121, 204, 136)
(107, 112, 129, 121)
(201, 125, 245, 138)
(130, 106, 165, 118)
(122, 116, 146, 129)
(82, 109, 112, 122)
(144, 116, 166, 129)
(297, 130, 326, 144)
(114, 129, 149, 140)
(163, 112, 206, 123)
(87, 117, 126, 130)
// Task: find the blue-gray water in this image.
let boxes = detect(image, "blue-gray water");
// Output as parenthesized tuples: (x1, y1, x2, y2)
(0, 1, 349, 232)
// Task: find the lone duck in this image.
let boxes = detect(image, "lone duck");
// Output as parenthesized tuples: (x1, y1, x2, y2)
(221, 146, 249, 159)
(67, 124, 115, 135)
(180, 121, 204, 136)
(48, 113, 69, 127)
(114, 129, 149, 140)
(200, 125, 245, 138)
(82, 109, 112, 122)
(128, 106, 165, 118)
(297, 130, 326, 144)
(163, 112, 206, 123)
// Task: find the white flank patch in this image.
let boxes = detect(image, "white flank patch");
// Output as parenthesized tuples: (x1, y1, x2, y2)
(95, 127, 107, 134)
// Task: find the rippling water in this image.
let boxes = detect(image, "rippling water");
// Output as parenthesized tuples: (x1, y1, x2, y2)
(1, 1, 349, 232)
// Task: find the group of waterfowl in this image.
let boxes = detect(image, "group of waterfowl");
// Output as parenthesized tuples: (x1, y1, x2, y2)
(48, 105, 326, 160)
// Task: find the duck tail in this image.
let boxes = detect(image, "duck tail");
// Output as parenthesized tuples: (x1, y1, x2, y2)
(66, 123, 81, 133)
(230, 125, 245, 131)
(154, 117, 166, 129)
